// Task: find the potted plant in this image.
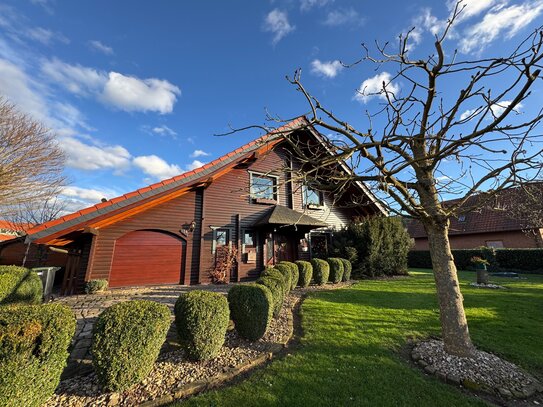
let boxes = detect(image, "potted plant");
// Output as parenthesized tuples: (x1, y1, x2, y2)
(471, 256, 489, 284)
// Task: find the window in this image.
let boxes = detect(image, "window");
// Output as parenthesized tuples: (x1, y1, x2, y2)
(242, 230, 257, 264)
(458, 215, 466, 222)
(212, 228, 230, 254)
(250, 172, 278, 202)
(486, 240, 504, 248)
(243, 230, 254, 247)
(302, 185, 323, 207)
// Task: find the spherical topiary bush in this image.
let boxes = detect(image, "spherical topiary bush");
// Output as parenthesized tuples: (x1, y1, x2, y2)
(228, 284, 273, 340)
(85, 279, 108, 294)
(295, 260, 313, 287)
(0, 266, 43, 305)
(270, 264, 292, 294)
(278, 261, 299, 290)
(260, 267, 288, 298)
(311, 258, 330, 286)
(0, 303, 75, 407)
(174, 290, 230, 361)
(92, 300, 171, 391)
(256, 275, 285, 317)
(327, 258, 345, 284)
(340, 258, 352, 281)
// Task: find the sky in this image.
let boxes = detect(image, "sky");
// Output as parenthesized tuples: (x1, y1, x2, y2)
(1, 0, 543, 214)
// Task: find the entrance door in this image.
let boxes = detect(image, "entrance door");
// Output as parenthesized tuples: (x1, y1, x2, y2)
(274, 233, 295, 263)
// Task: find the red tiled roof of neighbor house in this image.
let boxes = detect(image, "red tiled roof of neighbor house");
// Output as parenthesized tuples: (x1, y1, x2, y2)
(26, 117, 384, 244)
(0, 220, 33, 241)
(405, 187, 539, 239)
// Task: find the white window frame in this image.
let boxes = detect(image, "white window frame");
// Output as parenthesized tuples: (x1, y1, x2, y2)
(249, 171, 279, 202)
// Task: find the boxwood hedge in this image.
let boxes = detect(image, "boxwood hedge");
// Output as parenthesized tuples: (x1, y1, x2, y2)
(295, 260, 313, 287)
(327, 258, 344, 284)
(311, 258, 330, 286)
(0, 303, 75, 407)
(278, 261, 299, 289)
(340, 258, 352, 281)
(256, 275, 285, 317)
(228, 284, 273, 340)
(92, 300, 171, 391)
(175, 291, 230, 361)
(271, 264, 292, 294)
(0, 266, 42, 305)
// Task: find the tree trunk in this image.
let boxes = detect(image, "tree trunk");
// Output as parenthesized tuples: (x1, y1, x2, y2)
(426, 223, 475, 357)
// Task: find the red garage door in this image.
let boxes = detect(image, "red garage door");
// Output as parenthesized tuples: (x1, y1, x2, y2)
(109, 230, 184, 288)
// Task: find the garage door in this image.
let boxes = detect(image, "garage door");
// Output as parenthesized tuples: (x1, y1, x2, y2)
(109, 230, 184, 288)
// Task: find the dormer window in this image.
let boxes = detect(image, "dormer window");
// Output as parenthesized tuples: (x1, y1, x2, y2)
(302, 185, 324, 208)
(458, 215, 466, 222)
(250, 172, 278, 204)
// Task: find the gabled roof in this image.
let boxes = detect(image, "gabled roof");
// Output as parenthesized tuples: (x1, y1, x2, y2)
(26, 116, 384, 245)
(254, 205, 328, 228)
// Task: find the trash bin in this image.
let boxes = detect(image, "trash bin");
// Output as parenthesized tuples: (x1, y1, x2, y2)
(32, 267, 61, 301)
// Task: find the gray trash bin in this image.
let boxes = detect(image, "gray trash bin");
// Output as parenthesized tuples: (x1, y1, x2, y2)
(32, 267, 61, 301)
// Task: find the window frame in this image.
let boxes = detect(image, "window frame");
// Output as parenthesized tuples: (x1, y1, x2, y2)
(302, 184, 324, 208)
(211, 227, 231, 255)
(249, 171, 279, 203)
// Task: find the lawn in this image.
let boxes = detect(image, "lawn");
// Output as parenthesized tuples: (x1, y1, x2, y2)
(174, 270, 543, 406)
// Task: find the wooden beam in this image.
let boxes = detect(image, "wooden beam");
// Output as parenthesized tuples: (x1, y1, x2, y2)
(83, 226, 99, 235)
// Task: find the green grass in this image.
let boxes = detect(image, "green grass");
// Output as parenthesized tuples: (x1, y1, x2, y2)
(174, 270, 543, 406)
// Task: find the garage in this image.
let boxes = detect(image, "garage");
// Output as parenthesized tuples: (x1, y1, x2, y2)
(109, 230, 185, 288)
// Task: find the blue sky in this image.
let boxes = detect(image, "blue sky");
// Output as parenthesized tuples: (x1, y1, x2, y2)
(1, 0, 542, 213)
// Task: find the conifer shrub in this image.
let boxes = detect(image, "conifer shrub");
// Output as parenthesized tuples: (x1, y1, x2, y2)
(174, 291, 230, 361)
(295, 260, 313, 287)
(271, 263, 292, 294)
(327, 258, 345, 283)
(85, 279, 108, 294)
(228, 284, 273, 340)
(92, 300, 171, 391)
(311, 258, 330, 285)
(256, 275, 285, 317)
(340, 258, 352, 281)
(0, 266, 42, 305)
(0, 303, 75, 407)
(278, 261, 299, 289)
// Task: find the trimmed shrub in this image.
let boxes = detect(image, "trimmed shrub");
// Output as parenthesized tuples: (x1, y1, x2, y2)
(0, 266, 42, 305)
(271, 264, 292, 294)
(175, 291, 230, 361)
(0, 303, 75, 407)
(295, 260, 313, 287)
(311, 258, 330, 286)
(340, 258, 352, 281)
(85, 279, 108, 294)
(228, 284, 273, 340)
(277, 261, 299, 290)
(92, 300, 171, 391)
(256, 275, 285, 317)
(327, 258, 344, 283)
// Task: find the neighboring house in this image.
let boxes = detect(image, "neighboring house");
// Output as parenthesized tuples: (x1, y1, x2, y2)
(405, 189, 543, 250)
(19, 117, 384, 294)
(0, 220, 27, 242)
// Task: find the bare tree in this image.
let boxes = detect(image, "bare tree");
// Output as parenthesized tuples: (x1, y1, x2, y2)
(0, 98, 65, 219)
(5, 198, 67, 232)
(229, 4, 543, 357)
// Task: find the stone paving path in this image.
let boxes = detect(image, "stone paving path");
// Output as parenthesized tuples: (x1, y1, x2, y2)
(54, 284, 232, 378)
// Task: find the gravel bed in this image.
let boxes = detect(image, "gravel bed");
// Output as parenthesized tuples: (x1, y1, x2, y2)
(412, 339, 543, 399)
(45, 293, 301, 406)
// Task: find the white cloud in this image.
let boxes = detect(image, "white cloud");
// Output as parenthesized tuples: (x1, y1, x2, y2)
(151, 125, 177, 137)
(41, 58, 104, 96)
(323, 8, 364, 26)
(101, 72, 180, 114)
(89, 40, 114, 55)
(354, 72, 400, 104)
(133, 155, 182, 180)
(186, 160, 205, 171)
(60, 137, 132, 171)
(61, 186, 111, 203)
(263, 9, 295, 44)
(26, 27, 68, 45)
(190, 149, 210, 158)
(460, 108, 477, 121)
(300, 0, 333, 11)
(310, 59, 343, 78)
(459, 100, 522, 121)
(460, 0, 543, 53)
(41, 59, 181, 114)
(447, 0, 498, 22)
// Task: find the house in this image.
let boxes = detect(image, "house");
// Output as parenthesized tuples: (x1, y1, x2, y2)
(0, 220, 27, 242)
(18, 117, 384, 294)
(405, 187, 543, 250)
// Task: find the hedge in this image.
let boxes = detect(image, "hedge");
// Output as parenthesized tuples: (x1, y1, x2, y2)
(340, 258, 352, 281)
(228, 284, 273, 340)
(295, 260, 313, 287)
(272, 263, 293, 294)
(278, 261, 299, 290)
(175, 291, 230, 361)
(92, 300, 171, 391)
(0, 303, 75, 407)
(0, 266, 42, 305)
(327, 258, 344, 283)
(311, 258, 330, 286)
(408, 248, 543, 273)
(256, 275, 285, 317)
(85, 279, 108, 294)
